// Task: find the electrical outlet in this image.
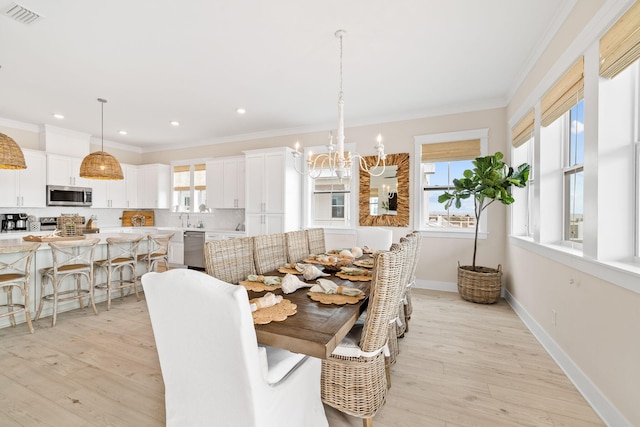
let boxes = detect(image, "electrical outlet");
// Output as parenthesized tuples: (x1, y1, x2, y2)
(569, 278, 575, 285)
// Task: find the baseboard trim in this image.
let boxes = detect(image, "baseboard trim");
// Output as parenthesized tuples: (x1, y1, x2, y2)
(504, 289, 631, 427)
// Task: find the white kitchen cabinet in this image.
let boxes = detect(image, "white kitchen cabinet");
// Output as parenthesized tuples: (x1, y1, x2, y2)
(243, 147, 300, 236)
(206, 156, 245, 209)
(124, 165, 138, 208)
(91, 164, 128, 208)
(46, 153, 90, 187)
(168, 242, 184, 264)
(246, 213, 284, 236)
(137, 164, 170, 209)
(0, 149, 46, 207)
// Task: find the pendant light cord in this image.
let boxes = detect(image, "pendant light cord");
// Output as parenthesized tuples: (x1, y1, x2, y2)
(98, 98, 107, 151)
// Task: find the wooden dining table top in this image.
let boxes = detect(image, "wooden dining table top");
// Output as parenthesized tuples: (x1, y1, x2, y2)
(250, 268, 371, 359)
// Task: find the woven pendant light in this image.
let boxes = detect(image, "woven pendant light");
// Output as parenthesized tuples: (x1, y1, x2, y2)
(80, 98, 124, 180)
(0, 132, 27, 170)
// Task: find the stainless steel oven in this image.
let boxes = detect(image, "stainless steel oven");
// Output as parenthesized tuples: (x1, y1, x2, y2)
(183, 230, 205, 269)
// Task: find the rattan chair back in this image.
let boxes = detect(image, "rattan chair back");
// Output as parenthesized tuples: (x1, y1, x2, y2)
(285, 230, 309, 263)
(306, 228, 326, 255)
(253, 233, 287, 274)
(204, 237, 256, 284)
(141, 233, 174, 272)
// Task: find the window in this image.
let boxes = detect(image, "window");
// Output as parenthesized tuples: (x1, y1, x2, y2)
(303, 143, 355, 228)
(565, 101, 584, 243)
(172, 163, 206, 212)
(511, 109, 535, 237)
(413, 129, 488, 234)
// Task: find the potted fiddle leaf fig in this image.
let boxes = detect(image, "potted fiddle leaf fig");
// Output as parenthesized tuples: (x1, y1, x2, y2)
(438, 152, 529, 303)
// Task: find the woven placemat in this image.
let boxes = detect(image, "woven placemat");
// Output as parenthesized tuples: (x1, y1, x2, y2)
(307, 291, 365, 305)
(250, 299, 297, 324)
(353, 259, 374, 269)
(239, 281, 283, 292)
(277, 267, 301, 275)
(335, 272, 372, 281)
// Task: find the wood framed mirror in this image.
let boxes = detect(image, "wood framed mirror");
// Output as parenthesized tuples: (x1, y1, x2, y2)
(359, 152, 409, 226)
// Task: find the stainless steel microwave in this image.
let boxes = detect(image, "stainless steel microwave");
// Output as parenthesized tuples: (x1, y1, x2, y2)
(46, 185, 93, 207)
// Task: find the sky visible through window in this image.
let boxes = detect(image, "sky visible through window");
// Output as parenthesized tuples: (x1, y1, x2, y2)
(428, 160, 476, 216)
(569, 100, 584, 216)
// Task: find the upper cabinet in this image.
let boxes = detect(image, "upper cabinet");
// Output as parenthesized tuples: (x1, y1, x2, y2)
(206, 156, 245, 209)
(124, 164, 139, 208)
(0, 149, 46, 208)
(91, 163, 130, 208)
(243, 147, 301, 235)
(46, 153, 90, 187)
(137, 164, 171, 209)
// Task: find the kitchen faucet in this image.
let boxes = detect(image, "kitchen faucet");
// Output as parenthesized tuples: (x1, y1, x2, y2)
(179, 213, 185, 228)
(186, 214, 191, 228)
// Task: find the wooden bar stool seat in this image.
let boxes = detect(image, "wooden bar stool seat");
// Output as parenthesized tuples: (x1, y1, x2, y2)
(36, 238, 100, 327)
(0, 242, 40, 333)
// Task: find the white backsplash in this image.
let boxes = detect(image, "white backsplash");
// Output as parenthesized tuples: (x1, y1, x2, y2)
(0, 207, 244, 231)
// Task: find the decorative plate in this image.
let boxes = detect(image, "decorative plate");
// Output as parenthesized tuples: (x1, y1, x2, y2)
(353, 259, 374, 269)
(277, 267, 301, 275)
(307, 291, 365, 305)
(250, 299, 297, 324)
(239, 280, 283, 292)
(335, 272, 372, 282)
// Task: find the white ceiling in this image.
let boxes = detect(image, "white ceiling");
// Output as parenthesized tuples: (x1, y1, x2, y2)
(0, 0, 571, 152)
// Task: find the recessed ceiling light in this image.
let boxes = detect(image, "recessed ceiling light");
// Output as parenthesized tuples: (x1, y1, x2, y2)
(236, 108, 246, 114)
(170, 121, 180, 126)
(119, 130, 128, 135)
(53, 113, 64, 119)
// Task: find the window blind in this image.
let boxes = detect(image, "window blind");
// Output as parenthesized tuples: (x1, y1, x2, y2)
(194, 164, 206, 190)
(600, 1, 640, 79)
(541, 56, 584, 127)
(421, 139, 481, 163)
(511, 109, 535, 148)
(173, 165, 190, 191)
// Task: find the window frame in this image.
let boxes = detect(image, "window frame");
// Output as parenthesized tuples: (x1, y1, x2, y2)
(170, 159, 209, 214)
(302, 142, 357, 229)
(413, 128, 489, 237)
(562, 100, 585, 247)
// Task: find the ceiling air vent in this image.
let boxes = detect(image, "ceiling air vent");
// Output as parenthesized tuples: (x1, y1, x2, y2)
(2, 2, 43, 25)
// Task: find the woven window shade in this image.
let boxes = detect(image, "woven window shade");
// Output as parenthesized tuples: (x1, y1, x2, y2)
(511, 109, 535, 147)
(541, 56, 584, 127)
(173, 165, 190, 173)
(600, 1, 640, 78)
(370, 188, 379, 197)
(421, 139, 481, 163)
(194, 164, 206, 190)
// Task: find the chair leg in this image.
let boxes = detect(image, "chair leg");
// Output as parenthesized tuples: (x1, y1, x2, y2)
(132, 264, 140, 301)
(52, 280, 59, 327)
(22, 284, 34, 333)
(87, 272, 98, 316)
(363, 418, 373, 427)
(7, 289, 16, 327)
(385, 357, 392, 389)
(35, 276, 46, 321)
(76, 274, 85, 309)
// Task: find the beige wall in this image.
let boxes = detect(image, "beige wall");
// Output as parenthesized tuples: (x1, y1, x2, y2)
(506, 0, 639, 424)
(0, 125, 40, 150)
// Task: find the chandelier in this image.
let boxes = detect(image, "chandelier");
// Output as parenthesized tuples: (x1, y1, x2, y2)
(292, 30, 386, 180)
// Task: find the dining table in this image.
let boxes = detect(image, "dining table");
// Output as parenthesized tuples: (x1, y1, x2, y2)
(249, 267, 371, 359)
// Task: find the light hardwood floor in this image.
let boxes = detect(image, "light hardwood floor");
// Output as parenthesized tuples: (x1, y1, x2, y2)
(0, 289, 603, 426)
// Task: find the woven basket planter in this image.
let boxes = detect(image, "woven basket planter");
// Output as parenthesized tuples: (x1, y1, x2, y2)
(457, 264, 502, 304)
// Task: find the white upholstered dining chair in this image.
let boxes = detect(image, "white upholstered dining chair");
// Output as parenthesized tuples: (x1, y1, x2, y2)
(356, 227, 393, 251)
(142, 268, 328, 427)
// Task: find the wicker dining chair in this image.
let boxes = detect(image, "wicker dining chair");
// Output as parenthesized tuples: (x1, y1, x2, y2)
(306, 228, 326, 255)
(253, 233, 287, 274)
(138, 233, 174, 273)
(285, 230, 310, 263)
(204, 237, 256, 284)
(401, 231, 422, 333)
(94, 235, 145, 311)
(321, 243, 406, 427)
(0, 242, 40, 333)
(36, 238, 100, 327)
(387, 235, 416, 371)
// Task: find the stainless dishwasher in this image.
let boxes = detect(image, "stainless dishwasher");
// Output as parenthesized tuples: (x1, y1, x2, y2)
(183, 230, 205, 269)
